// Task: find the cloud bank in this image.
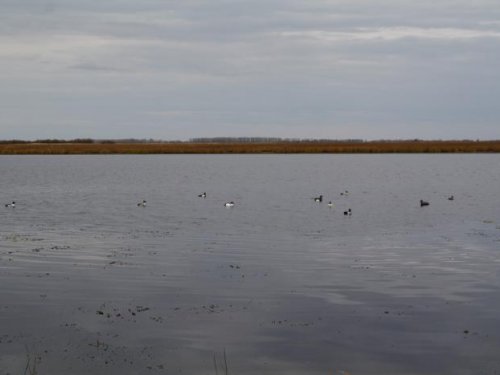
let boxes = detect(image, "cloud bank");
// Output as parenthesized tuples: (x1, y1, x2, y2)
(1, 0, 499, 139)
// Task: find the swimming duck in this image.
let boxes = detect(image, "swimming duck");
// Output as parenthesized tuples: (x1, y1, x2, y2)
(448, 195, 454, 201)
(137, 200, 147, 207)
(224, 201, 235, 207)
(313, 195, 323, 203)
(5, 201, 15, 208)
(327, 201, 334, 208)
(420, 200, 429, 207)
(343, 208, 352, 216)
(198, 192, 207, 198)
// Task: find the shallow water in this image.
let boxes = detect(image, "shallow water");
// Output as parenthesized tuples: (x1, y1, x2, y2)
(1, 154, 499, 375)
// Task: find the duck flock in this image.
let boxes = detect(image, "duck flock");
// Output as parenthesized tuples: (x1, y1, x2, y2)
(4, 192, 454, 214)
(4, 201, 15, 208)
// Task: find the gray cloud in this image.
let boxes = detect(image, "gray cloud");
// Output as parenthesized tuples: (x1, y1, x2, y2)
(1, 0, 499, 139)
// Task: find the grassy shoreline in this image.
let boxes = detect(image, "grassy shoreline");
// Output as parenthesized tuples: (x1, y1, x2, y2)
(0, 140, 499, 154)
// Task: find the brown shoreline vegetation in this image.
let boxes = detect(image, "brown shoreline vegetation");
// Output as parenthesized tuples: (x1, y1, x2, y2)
(0, 140, 499, 154)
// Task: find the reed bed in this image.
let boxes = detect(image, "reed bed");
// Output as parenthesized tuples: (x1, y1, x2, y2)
(0, 140, 499, 154)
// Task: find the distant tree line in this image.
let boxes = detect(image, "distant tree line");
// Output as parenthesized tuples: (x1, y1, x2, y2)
(0, 138, 178, 144)
(188, 137, 365, 144)
(0, 137, 492, 145)
(0, 138, 96, 144)
(0, 137, 368, 144)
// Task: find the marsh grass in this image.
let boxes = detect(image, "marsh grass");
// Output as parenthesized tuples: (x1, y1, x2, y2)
(213, 349, 229, 375)
(0, 140, 499, 154)
(23, 347, 40, 375)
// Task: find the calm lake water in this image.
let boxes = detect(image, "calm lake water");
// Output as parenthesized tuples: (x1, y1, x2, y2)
(1, 155, 499, 375)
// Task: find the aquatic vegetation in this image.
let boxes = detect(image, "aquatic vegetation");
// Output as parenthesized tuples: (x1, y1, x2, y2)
(23, 349, 41, 375)
(0, 140, 499, 154)
(213, 349, 229, 375)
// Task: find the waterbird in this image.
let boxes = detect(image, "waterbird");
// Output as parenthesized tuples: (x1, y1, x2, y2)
(328, 201, 334, 208)
(224, 201, 235, 207)
(313, 195, 323, 203)
(340, 190, 349, 196)
(343, 208, 352, 216)
(5, 201, 15, 208)
(420, 200, 429, 207)
(198, 192, 207, 198)
(448, 195, 454, 201)
(137, 200, 147, 207)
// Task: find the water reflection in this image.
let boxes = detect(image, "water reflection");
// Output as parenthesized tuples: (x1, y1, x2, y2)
(0, 155, 499, 374)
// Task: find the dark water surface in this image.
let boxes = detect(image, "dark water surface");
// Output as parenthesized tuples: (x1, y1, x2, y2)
(1, 155, 499, 375)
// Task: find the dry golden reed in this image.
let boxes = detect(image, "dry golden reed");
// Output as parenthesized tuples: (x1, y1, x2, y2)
(0, 141, 499, 154)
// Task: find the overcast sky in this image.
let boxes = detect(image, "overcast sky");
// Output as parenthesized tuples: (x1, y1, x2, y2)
(1, 0, 500, 140)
